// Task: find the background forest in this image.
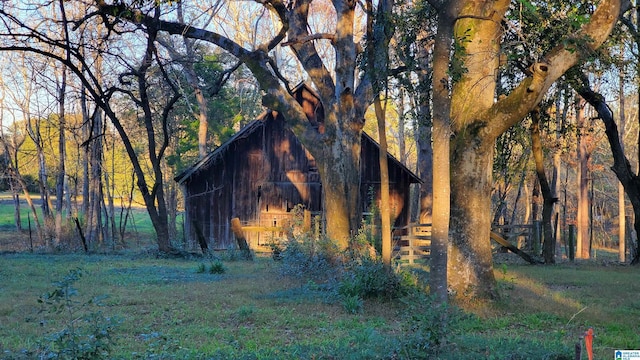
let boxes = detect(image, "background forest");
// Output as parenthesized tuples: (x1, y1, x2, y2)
(1, 1, 640, 358)
(0, 0, 634, 263)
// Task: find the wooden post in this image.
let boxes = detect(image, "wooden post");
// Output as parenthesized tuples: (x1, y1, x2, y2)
(314, 215, 320, 240)
(303, 210, 311, 232)
(409, 235, 414, 265)
(231, 217, 251, 258)
(568, 224, 576, 261)
(191, 220, 210, 254)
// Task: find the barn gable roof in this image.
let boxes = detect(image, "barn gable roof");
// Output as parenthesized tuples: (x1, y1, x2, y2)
(175, 116, 420, 185)
(175, 83, 421, 185)
(361, 132, 421, 183)
(174, 116, 266, 185)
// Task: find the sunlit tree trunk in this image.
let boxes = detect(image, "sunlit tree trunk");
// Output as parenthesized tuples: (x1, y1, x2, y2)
(551, 85, 565, 257)
(446, 0, 620, 299)
(87, 109, 104, 247)
(576, 98, 591, 259)
(447, 0, 508, 299)
(618, 66, 627, 262)
(429, 0, 459, 304)
(103, 142, 117, 247)
(397, 87, 407, 165)
(366, 0, 393, 264)
(55, 66, 67, 246)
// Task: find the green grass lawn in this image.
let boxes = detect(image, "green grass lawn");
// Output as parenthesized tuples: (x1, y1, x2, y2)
(0, 192, 163, 252)
(0, 252, 638, 359)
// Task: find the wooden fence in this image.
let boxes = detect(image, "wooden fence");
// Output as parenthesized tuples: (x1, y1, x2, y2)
(492, 222, 542, 254)
(393, 223, 431, 264)
(390, 222, 541, 264)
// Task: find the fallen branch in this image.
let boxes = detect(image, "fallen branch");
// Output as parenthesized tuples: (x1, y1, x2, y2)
(490, 231, 542, 264)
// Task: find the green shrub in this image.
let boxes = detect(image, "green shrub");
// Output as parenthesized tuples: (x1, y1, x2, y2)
(195, 263, 206, 273)
(208, 260, 226, 274)
(341, 294, 363, 314)
(339, 258, 407, 300)
(278, 235, 339, 281)
(36, 268, 118, 359)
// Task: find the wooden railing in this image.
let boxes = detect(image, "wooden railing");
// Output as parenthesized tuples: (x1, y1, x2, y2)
(393, 223, 431, 264)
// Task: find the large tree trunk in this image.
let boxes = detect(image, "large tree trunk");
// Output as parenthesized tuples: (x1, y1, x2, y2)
(317, 133, 362, 250)
(447, 0, 508, 300)
(416, 43, 433, 225)
(366, 0, 393, 264)
(450, 134, 498, 299)
(373, 97, 391, 264)
(446, 0, 620, 299)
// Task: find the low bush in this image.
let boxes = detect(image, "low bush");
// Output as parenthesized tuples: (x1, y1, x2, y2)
(340, 257, 409, 300)
(36, 268, 119, 359)
(208, 260, 226, 274)
(278, 235, 340, 282)
(277, 228, 419, 314)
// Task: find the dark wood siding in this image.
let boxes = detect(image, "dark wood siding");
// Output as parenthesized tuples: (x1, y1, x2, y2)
(178, 84, 420, 251)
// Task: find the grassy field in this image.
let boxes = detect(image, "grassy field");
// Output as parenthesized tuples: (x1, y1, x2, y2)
(0, 192, 160, 252)
(0, 250, 639, 359)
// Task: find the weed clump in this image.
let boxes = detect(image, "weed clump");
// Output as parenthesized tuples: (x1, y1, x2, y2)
(195, 260, 226, 274)
(208, 260, 226, 274)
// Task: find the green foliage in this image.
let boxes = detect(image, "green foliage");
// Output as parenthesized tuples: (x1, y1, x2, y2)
(503, 0, 598, 77)
(278, 234, 340, 282)
(399, 294, 452, 358)
(166, 50, 261, 174)
(278, 222, 415, 314)
(340, 294, 363, 314)
(450, 29, 471, 84)
(208, 260, 226, 274)
(339, 258, 410, 301)
(36, 268, 118, 359)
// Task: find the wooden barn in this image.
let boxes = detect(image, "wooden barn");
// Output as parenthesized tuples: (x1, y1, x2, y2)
(175, 84, 421, 251)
